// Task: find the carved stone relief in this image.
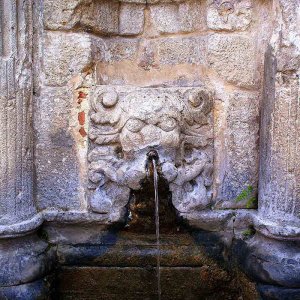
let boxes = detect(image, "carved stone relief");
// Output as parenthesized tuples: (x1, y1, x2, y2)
(88, 86, 214, 221)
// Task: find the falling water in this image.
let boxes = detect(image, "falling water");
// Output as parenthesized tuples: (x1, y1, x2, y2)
(152, 158, 161, 300)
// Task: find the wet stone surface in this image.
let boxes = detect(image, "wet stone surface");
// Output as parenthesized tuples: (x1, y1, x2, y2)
(57, 266, 240, 300)
(55, 231, 258, 299)
(125, 170, 181, 234)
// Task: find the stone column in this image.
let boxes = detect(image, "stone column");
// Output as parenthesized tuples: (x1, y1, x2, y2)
(0, 1, 52, 297)
(257, 0, 300, 238)
(235, 2, 300, 298)
(0, 0, 38, 229)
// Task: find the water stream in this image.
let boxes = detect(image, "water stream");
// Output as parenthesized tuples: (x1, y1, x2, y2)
(152, 158, 161, 300)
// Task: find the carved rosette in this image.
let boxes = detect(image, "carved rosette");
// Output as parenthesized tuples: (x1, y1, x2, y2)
(88, 86, 214, 221)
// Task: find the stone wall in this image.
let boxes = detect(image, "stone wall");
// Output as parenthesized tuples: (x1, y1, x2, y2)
(0, 0, 299, 298)
(34, 0, 275, 219)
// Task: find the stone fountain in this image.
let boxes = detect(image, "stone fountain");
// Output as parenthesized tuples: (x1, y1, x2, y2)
(0, 0, 299, 299)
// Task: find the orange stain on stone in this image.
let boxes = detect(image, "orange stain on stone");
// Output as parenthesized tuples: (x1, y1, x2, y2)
(78, 91, 87, 98)
(79, 127, 87, 137)
(78, 111, 85, 125)
(78, 91, 88, 104)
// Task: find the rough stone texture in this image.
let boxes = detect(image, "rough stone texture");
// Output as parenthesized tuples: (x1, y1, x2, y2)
(207, 0, 253, 31)
(35, 0, 297, 221)
(43, 0, 82, 30)
(157, 36, 206, 65)
(119, 3, 145, 35)
(80, 0, 120, 35)
(120, 0, 146, 3)
(35, 87, 82, 210)
(43, 31, 92, 86)
(57, 266, 240, 300)
(95, 36, 206, 86)
(208, 34, 257, 88)
(149, 1, 204, 35)
(44, 0, 120, 35)
(103, 38, 140, 62)
(258, 0, 300, 228)
(148, 0, 185, 3)
(178, 1, 205, 33)
(0, 0, 37, 226)
(0, 234, 54, 286)
(0, 277, 53, 300)
(215, 91, 259, 207)
(257, 284, 300, 300)
(55, 230, 257, 300)
(150, 4, 180, 34)
(234, 234, 300, 289)
(56, 233, 221, 267)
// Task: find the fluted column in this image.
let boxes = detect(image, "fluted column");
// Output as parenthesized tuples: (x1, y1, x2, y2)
(258, 0, 300, 238)
(0, 0, 38, 229)
(0, 2, 53, 298)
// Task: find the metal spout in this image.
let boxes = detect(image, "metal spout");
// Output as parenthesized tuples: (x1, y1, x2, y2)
(146, 150, 159, 178)
(147, 149, 159, 161)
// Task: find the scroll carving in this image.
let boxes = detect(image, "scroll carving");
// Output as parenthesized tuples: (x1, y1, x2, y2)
(88, 86, 214, 221)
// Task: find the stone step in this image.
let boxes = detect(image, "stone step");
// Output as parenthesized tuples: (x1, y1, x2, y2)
(57, 266, 237, 300)
(57, 232, 221, 268)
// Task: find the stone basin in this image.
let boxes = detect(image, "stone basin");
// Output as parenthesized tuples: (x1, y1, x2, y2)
(55, 230, 257, 300)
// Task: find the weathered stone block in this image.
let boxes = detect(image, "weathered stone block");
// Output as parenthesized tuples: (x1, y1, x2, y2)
(257, 0, 300, 230)
(178, 0, 204, 32)
(119, 0, 146, 3)
(259, 71, 300, 222)
(148, 0, 184, 3)
(157, 36, 206, 65)
(234, 235, 300, 288)
(35, 87, 74, 146)
(213, 90, 259, 207)
(0, 234, 54, 286)
(56, 264, 247, 300)
(36, 147, 82, 211)
(257, 284, 300, 300)
(44, 32, 92, 86)
(0, 278, 53, 300)
(119, 3, 145, 35)
(80, 0, 119, 35)
(220, 92, 259, 205)
(104, 38, 140, 62)
(43, 0, 82, 30)
(56, 233, 219, 267)
(208, 34, 257, 87)
(207, 0, 253, 31)
(150, 4, 179, 34)
(35, 87, 82, 211)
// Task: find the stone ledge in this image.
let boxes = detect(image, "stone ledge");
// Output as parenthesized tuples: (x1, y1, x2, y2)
(253, 215, 300, 241)
(0, 277, 53, 300)
(257, 284, 300, 300)
(0, 234, 55, 287)
(43, 210, 110, 224)
(0, 213, 43, 238)
(182, 209, 256, 233)
(0, 210, 109, 239)
(1, 209, 299, 241)
(181, 210, 236, 232)
(56, 232, 222, 267)
(233, 234, 300, 289)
